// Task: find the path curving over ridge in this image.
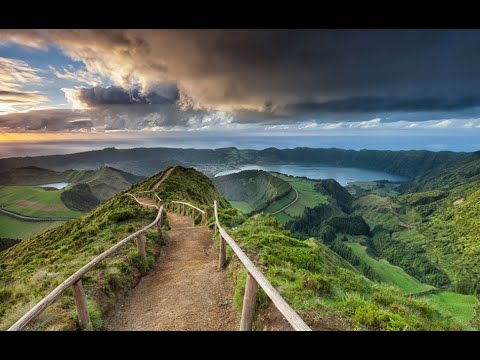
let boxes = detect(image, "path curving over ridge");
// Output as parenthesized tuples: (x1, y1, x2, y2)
(150, 166, 175, 191)
(271, 187, 299, 215)
(106, 212, 238, 330)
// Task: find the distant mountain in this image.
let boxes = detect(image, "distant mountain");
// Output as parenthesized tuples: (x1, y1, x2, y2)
(0, 146, 467, 178)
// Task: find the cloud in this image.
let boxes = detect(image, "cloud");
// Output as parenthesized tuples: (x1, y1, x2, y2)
(4, 30, 480, 129)
(5, 30, 480, 110)
(0, 57, 43, 90)
(0, 90, 46, 103)
(49, 65, 105, 87)
(0, 109, 93, 132)
(0, 57, 48, 113)
(66, 84, 179, 107)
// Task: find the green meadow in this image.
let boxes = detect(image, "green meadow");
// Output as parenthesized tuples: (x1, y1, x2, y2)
(0, 213, 65, 240)
(267, 174, 328, 219)
(347, 241, 432, 295)
(0, 185, 82, 219)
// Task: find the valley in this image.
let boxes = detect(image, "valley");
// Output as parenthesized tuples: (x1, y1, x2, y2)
(0, 147, 479, 331)
(0, 166, 145, 242)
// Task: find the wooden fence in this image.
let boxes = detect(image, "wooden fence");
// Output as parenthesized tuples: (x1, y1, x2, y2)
(7, 200, 164, 331)
(170, 200, 312, 331)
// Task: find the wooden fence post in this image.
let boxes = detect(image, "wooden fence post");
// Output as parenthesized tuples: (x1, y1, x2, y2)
(240, 273, 258, 331)
(72, 280, 92, 331)
(218, 235, 226, 269)
(136, 234, 147, 258)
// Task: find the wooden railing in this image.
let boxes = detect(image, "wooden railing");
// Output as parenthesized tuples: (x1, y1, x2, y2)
(169, 200, 207, 224)
(213, 200, 311, 331)
(7, 200, 164, 331)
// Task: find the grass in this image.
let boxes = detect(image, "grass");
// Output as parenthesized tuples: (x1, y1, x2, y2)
(347, 241, 432, 295)
(229, 201, 254, 214)
(0, 166, 229, 331)
(275, 212, 295, 224)
(264, 187, 297, 213)
(0, 185, 82, 218)
(267, 174, 328, 218)
(423, 291, 479, 330)
(222, 213, 461, 330)
(0, 213, 65, 239)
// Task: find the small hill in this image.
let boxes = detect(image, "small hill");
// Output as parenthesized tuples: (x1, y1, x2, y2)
(0, 166, 228, 330)
(314, 178, 354, 213)
(63, 167, 145, 201)
(213, 170, 292, 215)
(0, 166, 66, 185)
(0, 166, 145, 202)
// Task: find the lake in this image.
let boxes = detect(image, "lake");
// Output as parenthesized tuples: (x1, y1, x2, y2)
(214, 164, 406, 186)
(36, 182, 71, 190)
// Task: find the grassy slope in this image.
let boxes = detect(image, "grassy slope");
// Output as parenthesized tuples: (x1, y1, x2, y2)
(352, 183, 480, 327)
(267, 174, 328, 220)
(0, 185, 82, 218)
(0, 214, 64, 239)
(223, 214, 460, 330)
(423, 291, 478, 330)
(229, 201, 254, 214)
(0, 167, 227, 330)
(406, 151, 480, 192)
(347, 241, 432, 295)
(399, 181, 480, 294)
(213, 170, 291, 215)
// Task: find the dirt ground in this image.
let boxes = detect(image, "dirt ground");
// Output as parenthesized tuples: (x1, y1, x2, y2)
(106, 212, 239, 331)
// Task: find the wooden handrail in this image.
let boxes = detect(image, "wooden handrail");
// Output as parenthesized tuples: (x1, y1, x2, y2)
(8, 204, 164, 331)
(213, 200, 311, 331)
(171, 200, 205, 214)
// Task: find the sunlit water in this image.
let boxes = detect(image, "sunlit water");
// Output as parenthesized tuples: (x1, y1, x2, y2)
(214, 164, 406, 186)
(36, 182, 70, 189)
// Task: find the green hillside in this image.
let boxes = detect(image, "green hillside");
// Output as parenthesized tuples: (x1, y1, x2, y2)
(405, 151, 480, 192)
(266, 174, 329, 220)
(213, 170, 292, 215)
(0, 166, 228, 331)
(224, 214, 461, 330)
(0, 166, 146, 241)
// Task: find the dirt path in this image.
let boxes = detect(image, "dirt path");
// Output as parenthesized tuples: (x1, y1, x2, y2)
(106, 212, 239, 330)
(150, 167, 175, 191)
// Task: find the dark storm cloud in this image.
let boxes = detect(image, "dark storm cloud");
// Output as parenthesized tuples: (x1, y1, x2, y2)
(76, 84, 179, 106)
(4, 29, 480, 129)
(283, 96, 480, 114)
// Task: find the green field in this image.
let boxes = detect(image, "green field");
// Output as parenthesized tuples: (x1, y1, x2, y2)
(263, 188, 297, 213)
(229, 201, 254, 214)
(348, 241, 433, 295)
(423, 291, 478, 330)
(0, 213, 65, 239)
(267, 174, 328, 219)
(0, 185, 82, 218)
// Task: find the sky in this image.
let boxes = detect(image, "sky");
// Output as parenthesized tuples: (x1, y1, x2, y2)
(1, 29, 480, 156)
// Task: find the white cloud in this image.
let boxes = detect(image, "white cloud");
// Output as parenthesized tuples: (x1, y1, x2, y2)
(49, 65, 106, 87)
(429, 119, 452, 128)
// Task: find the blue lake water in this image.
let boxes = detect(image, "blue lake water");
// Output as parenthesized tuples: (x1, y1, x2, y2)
(36, 182, 70, 189)
(214, 164, 406, 186)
